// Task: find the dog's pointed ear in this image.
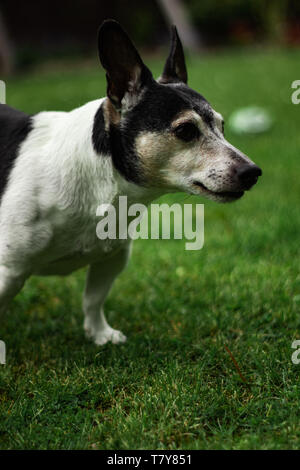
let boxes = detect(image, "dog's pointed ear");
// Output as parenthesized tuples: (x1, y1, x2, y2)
(98, 20, 152, 111)
(159, 25, 188, 85)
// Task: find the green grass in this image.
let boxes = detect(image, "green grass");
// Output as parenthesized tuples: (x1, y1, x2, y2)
(1, 48, 300, 450)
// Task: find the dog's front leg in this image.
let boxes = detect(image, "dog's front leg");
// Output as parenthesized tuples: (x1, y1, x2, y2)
(0, 265, 27, 315)
(83, 245, 131, 346)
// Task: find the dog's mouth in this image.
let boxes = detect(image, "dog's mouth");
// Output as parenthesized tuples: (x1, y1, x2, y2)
(193, 181, 244, 201)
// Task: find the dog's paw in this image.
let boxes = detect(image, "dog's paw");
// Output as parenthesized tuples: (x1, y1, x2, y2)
(94, 326, 127, 346)
(84, 317, 126, 346)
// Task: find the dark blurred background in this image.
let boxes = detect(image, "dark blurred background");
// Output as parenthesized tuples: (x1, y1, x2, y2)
(0, 0, 300, 75)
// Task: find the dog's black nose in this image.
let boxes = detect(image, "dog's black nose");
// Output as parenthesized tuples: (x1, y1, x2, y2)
(236, 164, 262, 190)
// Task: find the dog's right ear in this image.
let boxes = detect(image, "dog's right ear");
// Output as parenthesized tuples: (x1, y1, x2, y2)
(98, 20, 153, 112)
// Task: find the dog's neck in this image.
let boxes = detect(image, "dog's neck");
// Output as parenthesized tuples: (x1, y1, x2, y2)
(56, 99, 161, 213)
(93, 98, 163, 206)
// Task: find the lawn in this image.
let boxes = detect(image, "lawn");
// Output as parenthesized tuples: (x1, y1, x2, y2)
(0, 48, 300, 450)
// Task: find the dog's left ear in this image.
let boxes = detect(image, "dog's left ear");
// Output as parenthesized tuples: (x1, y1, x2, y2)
(159, 25, 188, 85)
(98, 19, 153, 111)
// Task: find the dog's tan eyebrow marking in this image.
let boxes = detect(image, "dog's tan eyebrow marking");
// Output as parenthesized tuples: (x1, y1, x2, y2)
(171, 110, 203, 129)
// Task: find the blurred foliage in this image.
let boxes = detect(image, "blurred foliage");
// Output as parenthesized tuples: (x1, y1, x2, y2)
(1, 0, 300, 73)
(186, 0, 300, 45)
(0, 0, 166, 71)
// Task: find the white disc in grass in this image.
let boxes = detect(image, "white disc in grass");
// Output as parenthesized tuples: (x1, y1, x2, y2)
(228, 106, 273, 134)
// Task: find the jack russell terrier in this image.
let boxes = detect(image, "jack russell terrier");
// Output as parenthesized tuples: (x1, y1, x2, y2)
(0, 20, 261, 345)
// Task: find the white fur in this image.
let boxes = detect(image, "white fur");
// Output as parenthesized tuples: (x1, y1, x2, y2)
(0, 97, 257, 345)
(0, 98, 157, 343)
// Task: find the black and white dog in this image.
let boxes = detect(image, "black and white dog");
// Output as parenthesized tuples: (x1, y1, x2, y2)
(0, 20, 261, 345)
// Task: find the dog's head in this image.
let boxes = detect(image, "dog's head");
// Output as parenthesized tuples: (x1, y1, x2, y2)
(95, 20, 262, 203)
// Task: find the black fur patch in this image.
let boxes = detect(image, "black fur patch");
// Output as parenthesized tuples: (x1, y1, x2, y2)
(92, 104, 111, 156)
(169, 84, 214, 128)
(109, 124, 143, 184)
(0, 104, 33, 201)
(92, 81, 214, 185)
(92, 100, 144, 184)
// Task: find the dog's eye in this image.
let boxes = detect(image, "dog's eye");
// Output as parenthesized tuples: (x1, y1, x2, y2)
(174, 123, 200, 142)
(222, 120, 225, 135)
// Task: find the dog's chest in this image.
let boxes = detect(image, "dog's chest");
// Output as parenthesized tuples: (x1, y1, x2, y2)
(34, 210, 129, 276)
